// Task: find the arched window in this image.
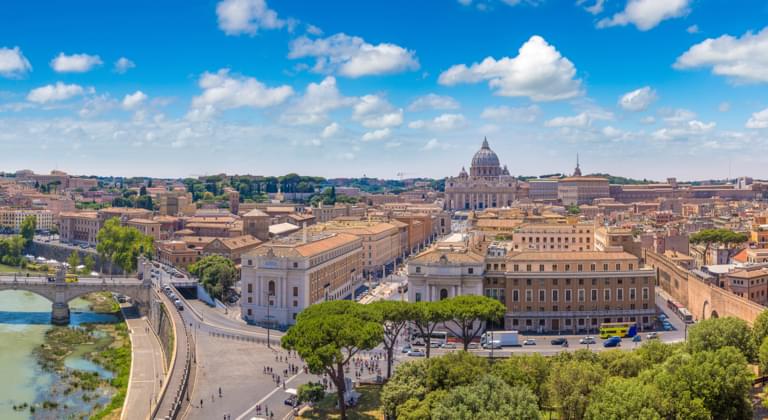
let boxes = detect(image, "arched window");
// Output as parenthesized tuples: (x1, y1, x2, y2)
(440, 288, 448, 300)
(268, 280, 276, 296)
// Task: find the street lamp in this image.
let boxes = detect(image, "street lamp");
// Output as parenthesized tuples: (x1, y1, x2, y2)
(265, 291, 274, 348)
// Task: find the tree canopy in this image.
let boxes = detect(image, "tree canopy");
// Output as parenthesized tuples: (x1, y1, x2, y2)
(20, 215, 36, 246)
(188, 255, 238, 300)
(431, 375, 541, 420)
(686, 316, 755, 360)
(440, 295, 506, 351)
(96, 218, 154, 273)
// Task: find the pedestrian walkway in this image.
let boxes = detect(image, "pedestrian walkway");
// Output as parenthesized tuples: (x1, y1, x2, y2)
(121, 307, 166, 420)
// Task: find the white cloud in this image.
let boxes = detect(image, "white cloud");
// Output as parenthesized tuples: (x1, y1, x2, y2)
(216, 0, 285, 35)
(422, 138, 448, 151)
(0, 46, 32, 78)
(438, 35, 582, 101)
(352, 95, 403, 128)
(306, 24, 323, 36)
(409, 113, 466, 131)
(718, 102, 731, 113)
(288, 33, 419, 78)
(321, 122, 340, 138)
(27, 82, 86, 103)
(746, 108, 768, 129)
(50, 52, 102, 73)
(122, 91, 148, 110)
(361, 128, 391, 142)
(661, 108, 696, 123)
(545, 110, 612, 128)
(480, 105, 541, 123)
(114, 57, 135, 74)
(618, 86, 657, 111)
(652, 119, 716, 140)
(281, 76, 355, 125)
(457, 0, 472, 5)
(674, 27, 768, 83)
(78, 94, 118, 118)
(597, 0, 691, 31)
(576, 0, 605, 15)
(687, 24, 700, 34)
(407, 93, 460, 111)
(641, 116, 656, 124)
(189, 69, 293, 118)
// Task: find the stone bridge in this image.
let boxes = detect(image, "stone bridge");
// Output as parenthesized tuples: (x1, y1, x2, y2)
(0, 269, 151, 325)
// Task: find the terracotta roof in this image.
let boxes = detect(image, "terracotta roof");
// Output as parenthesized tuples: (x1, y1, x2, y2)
(732, 248, 749, 263)
(410, 248, 484, 264)
(243, 209, 268, 217)
(60, 211, 98, 219)
(728, 268, 768, 279)
(250, 232, 360, 259)
(128, 218, 159, 225)
(206, 235, 262, 250)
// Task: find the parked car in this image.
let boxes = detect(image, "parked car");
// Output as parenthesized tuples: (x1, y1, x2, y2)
(441, 342, 456, 349)
(603, 336, 622, 348)
(483, 340, 502, 350)
(284, 394, 298, 406)
(579, 336, 596, 345)
(646, 332, 659, 340)
(401, 345, 411, 354)
(467, 342, 478, 349)
(632, 335, 642, 343)
(407, 349, 426, 357)
(523, 339, 537, 346)
(550, 337, 568, 346)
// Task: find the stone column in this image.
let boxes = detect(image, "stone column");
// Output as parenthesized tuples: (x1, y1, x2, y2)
(51, 302, 70, 325)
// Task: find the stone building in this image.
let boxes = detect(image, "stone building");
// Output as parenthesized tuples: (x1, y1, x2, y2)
(444, 138, 525, 210)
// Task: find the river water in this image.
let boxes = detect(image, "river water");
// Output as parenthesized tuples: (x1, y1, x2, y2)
(0, 290, 119, 419)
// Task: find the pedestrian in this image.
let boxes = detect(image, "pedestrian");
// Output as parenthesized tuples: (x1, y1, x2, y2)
(219, 387, 222, 397)
(201, 399, 204, 408)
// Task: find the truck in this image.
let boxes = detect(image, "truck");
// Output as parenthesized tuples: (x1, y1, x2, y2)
(480, 330, 519, 348)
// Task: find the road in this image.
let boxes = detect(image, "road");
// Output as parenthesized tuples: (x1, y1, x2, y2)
(121, 305, 166, 420)
(154, 290, 194, 420)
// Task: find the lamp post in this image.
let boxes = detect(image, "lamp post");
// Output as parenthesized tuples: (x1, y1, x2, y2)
(265, 291, 274, 348)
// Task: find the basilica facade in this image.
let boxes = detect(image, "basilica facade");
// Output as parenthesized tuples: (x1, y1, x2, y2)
(444, 138, 526, 210)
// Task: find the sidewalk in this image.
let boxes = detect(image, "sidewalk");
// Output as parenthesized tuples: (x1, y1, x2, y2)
(122, 308, 166, 420)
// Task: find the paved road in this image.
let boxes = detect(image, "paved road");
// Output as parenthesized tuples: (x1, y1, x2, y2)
(122, 306, 166, 420)
(154, 290, 194, 420)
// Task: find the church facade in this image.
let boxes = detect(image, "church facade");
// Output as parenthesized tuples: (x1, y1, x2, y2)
(444, 138, 526, 210)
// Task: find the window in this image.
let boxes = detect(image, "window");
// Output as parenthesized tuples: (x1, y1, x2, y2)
(629, 288, 636, 300)
(578, 289, 585, 302)
(552, 290, 559, 302)
(247, 297, 252, 303)
(552, 264, 558, 271)
(513, 290, 520, 302)
(440, 289, 448, 300)
(525, 290, 533, 302)
(539, 264, 545, 272)
(247, 283, 253, 293)
(617, 288, 624, 301)
(415, 266, 421, 273)
(565, 289, 572, 302)
(604, 289, 611, 302)
(468, 267, 474, 274)
(603, 263, 608, 271)
(293, 262, 298, 268)
(268, 281, 276, 296)
(642, 287, 649, 300)
(578, 264, 583, 272)
(539, 289, 546, 302)
(590, 264, 596, 271)
(526, 264, 532, 272)
(591, 289, 598, 301)
(293, 287, 298, 297)
(629, 263, 634, 270)
(293, 300, 298, 307)
(615, 263, 621, 270)
(415, 293, 422, 302)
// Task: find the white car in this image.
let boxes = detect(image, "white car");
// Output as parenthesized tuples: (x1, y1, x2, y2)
(407, 349, 426, 357)
(523, 339, 537, 346)
(646, 332, 659, 340)
(579, 336, 596, 345)
(482, 341, 502, 350)
(441, 342, 457, 349)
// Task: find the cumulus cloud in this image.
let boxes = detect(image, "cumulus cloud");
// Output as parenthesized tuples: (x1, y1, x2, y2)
(352, 95, 403, 128)
(27, 82, 87, 103)
(281, 76, 355, 125)
(0, 46, 32, 78)
(216, 0, 286, 35)
(288, 33, 419, 78)
(618, 86, 657, 111)
(114, 57, 135, 74)
(545, 109, 613, 128)
(409, 113, 466, 131)
(746, 108, 768, 129)
(687, 24, 700, 34)
(361, 128, 391, 142)
(438, 35, 582, 101)
(674, 27, 768, 83)
(422, 138, 448, 151)
(189, 69, 293, 119)
(321, 122, 340, 138)
(597, 0, 690, 31)
(407, 93, 460, 111)
(576, 0, 605, 15)
(480, 105, 541, 123)
(652, 119, 716, 140)
(122, 91, 148, 110)
(50, 52, 102, 73)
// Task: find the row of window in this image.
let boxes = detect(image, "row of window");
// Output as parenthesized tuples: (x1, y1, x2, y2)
(512, 262, 634, 272)
(508, 287, 650, 303)
(520, 236, 590, 243)
(497, 277, 650, 286)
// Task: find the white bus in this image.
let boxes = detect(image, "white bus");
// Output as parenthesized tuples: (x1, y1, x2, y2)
(412, 331, 448, 346)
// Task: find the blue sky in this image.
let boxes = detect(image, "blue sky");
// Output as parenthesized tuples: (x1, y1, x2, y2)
(1, 0, 768, 180)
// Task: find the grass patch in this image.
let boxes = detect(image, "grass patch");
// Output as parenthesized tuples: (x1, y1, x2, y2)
(0, 263, 34, 274)
(299, 384, 383, 420)
(90, 322, 131, 420)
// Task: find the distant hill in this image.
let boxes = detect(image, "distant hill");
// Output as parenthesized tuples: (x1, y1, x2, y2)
(587, 173, 655, 184)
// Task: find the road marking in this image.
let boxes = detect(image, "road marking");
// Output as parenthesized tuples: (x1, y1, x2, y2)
(234, 373, 301, 420)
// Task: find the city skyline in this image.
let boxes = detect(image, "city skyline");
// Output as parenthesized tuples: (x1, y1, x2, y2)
(2, 0, 768, 179)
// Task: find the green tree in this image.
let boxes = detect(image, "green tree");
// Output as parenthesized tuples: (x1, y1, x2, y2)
(431, 375, 541, 420)
(297, 382, 325, 404)
(370, 300, 415, 378)
(67, 251, 80, 273)
(753, 310, 768, 350)
(492, 353, 551, 409)
(760, 337, 768, 375)
(643, 346, 752, 420)
(83, 254, 96, 274)
(687, 316, 755, 360)
(411, 301, 449, 358)
(439, 295, 506, 351)
(96, 218, 154, 273)
(597, 350, 648, 378)
(689, 228, 748, 265)
(20, 215, 36, 246)
(188, 255, 237, 300)
(281, 301, 383, 420)
(547, 359, 606, 420)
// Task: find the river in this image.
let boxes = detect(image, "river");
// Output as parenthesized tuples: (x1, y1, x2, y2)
(0, 290, 120, 419)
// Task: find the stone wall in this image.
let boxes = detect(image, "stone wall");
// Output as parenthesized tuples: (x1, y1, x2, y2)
(30, 241, 122, 275)
(149, 293, 174, 368)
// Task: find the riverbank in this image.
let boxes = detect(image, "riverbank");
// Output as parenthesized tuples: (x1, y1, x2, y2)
(24, 293, 131, 419)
